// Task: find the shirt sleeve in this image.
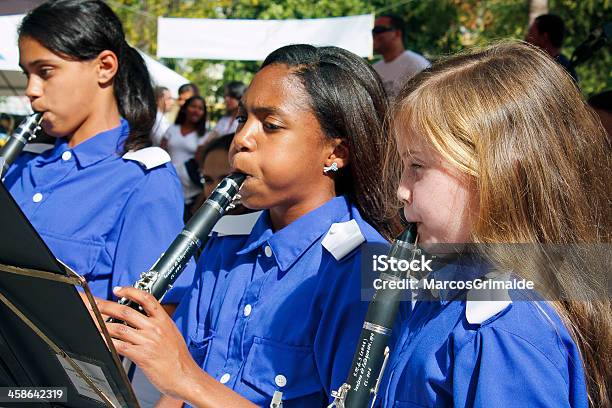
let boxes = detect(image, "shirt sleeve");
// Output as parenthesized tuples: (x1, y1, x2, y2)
(212, 117, 228, 134)
(161, 124, 173, 141)
(197, 133, 210, 146)
(452, 326, 573, 408)
(313, 250, 370, 400)
(151, 114, 170, 146)
(110, 165, 196, 304)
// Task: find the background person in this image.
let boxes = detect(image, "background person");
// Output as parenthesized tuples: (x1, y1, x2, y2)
(161, 95, 208, 216)
(525, 13, 579, 81)
(188, 133, 247, 216)
(151, 86, 174, 146)
(177, 82, 200, 107)
(588, 90, 612, 144)
(0, 113, 15, 146)
(210, 81, 246, 139)
(372, 14, 430, 97)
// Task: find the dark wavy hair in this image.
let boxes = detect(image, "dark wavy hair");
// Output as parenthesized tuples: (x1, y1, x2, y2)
(19, 0, 156, 152)
(534, 14, 566, 48)
(178, 83, 200, 97)
(200, 133, 234, 163)
(224, 81, 246, 100)
(175, 96, 208, 137)
(378, 14, 405, 34)
(261, 44, 399, 239)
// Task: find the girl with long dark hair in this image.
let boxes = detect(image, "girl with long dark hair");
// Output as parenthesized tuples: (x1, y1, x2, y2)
(162, 95, 208, 211)
(98, 44, 399, 407)
(5, 0, 194, 303)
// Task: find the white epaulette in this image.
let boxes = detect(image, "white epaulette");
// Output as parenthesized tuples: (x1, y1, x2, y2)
(321, 219, 365, 261)
(23, 143, 54, 154)
(123, 147, 171, 170)
(211, 211, 263, 236)
(465, 271, 512, 324)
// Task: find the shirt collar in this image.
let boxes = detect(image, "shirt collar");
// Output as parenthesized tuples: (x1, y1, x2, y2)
(236, 195, 353, 271)
(37, 119, 129, 168)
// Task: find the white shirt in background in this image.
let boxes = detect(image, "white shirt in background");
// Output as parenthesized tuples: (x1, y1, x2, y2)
(162, 124, 206, 202)
(213, 115, 239, 137)
(151, 111, 171, 146)
(373, 50, 430, 97)
(202, 115, 239, 144)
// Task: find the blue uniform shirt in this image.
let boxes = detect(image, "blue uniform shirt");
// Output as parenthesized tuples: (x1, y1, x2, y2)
(4, 119, 195, 302)
(173, 195, 388, 407)
(380, 259, 588, 408)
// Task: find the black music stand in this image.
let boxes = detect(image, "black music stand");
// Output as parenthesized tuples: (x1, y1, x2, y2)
(0, 182, 139, 408)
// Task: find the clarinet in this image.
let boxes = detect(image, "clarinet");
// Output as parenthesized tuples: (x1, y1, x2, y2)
(108, 173, 246, 323)
(0, 113, 43, 178)
(329, 222, 419, 408)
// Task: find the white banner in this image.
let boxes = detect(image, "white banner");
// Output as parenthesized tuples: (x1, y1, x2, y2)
(0, 15, 22, 74)
(0, 14, 190, 99)
(157, 14, 374, 61)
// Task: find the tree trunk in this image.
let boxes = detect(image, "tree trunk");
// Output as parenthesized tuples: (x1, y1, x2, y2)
(528, 0, 549, 25)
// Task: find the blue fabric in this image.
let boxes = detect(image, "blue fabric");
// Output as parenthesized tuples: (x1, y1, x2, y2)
(173, 196, 388, 407)
(4, 119, 195, 302)
(379, 259, 588, 408)
(555, 53, 578, 82)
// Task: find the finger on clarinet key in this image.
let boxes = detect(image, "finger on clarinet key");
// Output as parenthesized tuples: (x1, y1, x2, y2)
(98, 293, 152, 330)
(113, 286, 163, 317)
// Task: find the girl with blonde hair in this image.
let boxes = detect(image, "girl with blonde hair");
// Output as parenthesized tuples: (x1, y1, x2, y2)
(384, 41, 610, 407)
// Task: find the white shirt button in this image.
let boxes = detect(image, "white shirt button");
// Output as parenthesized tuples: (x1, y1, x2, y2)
(32, 193, 43, 203)
(274, 374, 287, 387)
(264, 245, 273, 257)
(243, 304, 252, 317)
(219, 373, 231, 384)
(61, 151, 72, 161)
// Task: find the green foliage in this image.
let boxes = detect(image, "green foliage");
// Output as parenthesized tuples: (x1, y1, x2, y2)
(109, 0, 611, 121)
(549, 0, 611, 95)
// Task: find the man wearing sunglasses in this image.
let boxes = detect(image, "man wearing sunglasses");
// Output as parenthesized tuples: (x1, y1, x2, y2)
(372, 14, 430, 97)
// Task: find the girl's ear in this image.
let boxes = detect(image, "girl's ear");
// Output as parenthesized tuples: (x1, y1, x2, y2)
(325, 138, 350, 170)
(96, 50, 119, 85)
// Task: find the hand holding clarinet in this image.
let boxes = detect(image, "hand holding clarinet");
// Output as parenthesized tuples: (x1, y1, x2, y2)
(96, 173, 257, 406)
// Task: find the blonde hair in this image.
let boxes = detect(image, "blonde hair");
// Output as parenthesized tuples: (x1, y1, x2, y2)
(389, 41, 611, 407)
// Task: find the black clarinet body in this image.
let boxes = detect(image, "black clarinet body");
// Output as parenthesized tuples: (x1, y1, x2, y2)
(0, 113, 43, 178)
(108, 173, 246, 322)
(330, 223, 418, 408)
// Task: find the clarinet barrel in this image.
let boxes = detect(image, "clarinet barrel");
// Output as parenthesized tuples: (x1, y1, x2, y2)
(0, 113, 43, 177)
(108, 173, 245, 322)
